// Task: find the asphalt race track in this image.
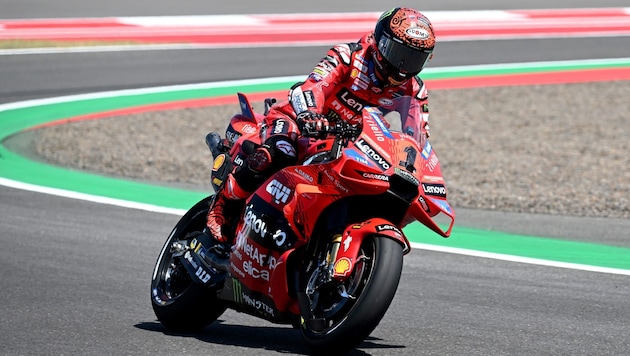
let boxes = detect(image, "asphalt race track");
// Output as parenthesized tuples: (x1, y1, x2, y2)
(1, 1, 629, 355)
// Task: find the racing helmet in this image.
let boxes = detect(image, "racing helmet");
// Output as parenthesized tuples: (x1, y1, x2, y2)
(372, 8, 436, 84)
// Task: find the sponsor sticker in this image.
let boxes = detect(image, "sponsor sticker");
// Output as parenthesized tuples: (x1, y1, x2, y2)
(406, 27, 430, 40)
(304, 90, 316, 108)
(421, 141, 432, 159)
(266, 179, 292, 205)
(275, 140, 296, 157)
(355, 139, 391, 171)
(333, 257, 352, 276)
(422, 183, 447, 198)
(345, 148, 374, 167)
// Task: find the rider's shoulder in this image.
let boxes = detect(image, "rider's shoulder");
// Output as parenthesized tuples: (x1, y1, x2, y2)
(330, 33, 371, 65)
(410, 76, 428, 100)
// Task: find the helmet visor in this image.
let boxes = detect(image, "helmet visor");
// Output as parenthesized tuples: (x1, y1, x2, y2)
(378, 35, 432, 75)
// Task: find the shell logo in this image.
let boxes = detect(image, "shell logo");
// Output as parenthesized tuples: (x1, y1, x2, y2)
(212, 154, 225, 170)
(333, 257, 352, 276)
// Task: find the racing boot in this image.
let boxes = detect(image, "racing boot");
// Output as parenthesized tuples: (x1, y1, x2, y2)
(204, 174, 248, 271)
(205, 145, 275, 271)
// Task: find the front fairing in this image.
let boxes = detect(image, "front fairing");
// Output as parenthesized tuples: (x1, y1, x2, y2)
(339, 96, 455, 237)
(247, 95, 454, 255)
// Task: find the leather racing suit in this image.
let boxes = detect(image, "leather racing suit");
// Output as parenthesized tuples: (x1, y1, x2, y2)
(244, 32, 431, 189)
(206, 32, 431, 245)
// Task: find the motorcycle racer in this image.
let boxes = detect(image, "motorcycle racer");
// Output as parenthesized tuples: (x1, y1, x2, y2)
(203, 7, 437, 269)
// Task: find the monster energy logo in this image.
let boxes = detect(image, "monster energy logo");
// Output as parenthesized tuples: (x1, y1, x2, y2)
(231, 279, 275, 316)
(379, 8, 395, 21)
(233, 279, 242, 304)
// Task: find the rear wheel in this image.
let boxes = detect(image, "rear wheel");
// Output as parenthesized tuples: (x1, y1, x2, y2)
(299, 236, 403, 354)
(150, 196, 227, 332)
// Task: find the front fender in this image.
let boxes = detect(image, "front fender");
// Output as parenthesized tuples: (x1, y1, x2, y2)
(332, 218, 409, 282)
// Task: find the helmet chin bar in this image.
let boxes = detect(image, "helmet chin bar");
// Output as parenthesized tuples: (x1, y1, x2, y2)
(373, 48, 413, 85)
(387, 75, 406, 86)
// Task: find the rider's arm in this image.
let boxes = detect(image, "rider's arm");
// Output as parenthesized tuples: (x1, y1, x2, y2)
(410, 76, 432, 139)
(288, 43, 355, 115)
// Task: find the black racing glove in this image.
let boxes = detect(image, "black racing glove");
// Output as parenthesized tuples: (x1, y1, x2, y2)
(296, 111, 330, 136)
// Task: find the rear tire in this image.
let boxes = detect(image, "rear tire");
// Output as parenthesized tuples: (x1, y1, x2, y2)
(150, 196, 227, 332)
(299, 236, 403, 354)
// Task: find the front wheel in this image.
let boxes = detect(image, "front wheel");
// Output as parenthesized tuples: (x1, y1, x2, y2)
(150, 196, 227, 332)
(299, 236, 404, 354)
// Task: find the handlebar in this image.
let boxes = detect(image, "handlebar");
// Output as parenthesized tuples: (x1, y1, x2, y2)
(297, 116, 360, 140)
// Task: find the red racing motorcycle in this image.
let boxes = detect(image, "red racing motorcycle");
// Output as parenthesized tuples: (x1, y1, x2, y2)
(150, 93, 455, 354)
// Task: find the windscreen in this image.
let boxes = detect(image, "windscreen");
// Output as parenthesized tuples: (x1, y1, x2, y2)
(376, 96, 427, 145)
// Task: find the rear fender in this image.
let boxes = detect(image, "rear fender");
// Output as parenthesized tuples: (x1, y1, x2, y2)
(331, 218, 409, 282)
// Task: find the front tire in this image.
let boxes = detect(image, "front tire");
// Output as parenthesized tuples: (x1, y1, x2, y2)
(299, 236, 404, 354)
(150, 196, 227, 332)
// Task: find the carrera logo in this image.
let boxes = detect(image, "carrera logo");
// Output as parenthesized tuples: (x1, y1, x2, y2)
(359, 171, 389, 181)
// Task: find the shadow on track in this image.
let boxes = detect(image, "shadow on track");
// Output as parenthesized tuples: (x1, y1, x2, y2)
(135, 319, 405, 355)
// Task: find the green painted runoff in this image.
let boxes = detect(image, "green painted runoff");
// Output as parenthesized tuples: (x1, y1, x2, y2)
(2, 62, 629, 271)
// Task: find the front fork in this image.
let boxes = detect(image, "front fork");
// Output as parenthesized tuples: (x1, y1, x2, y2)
(326, 234, 343, 280)
(303, 234, 357, 299)
(301, 218, 408, 308)
(298, 233, 358, 331)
